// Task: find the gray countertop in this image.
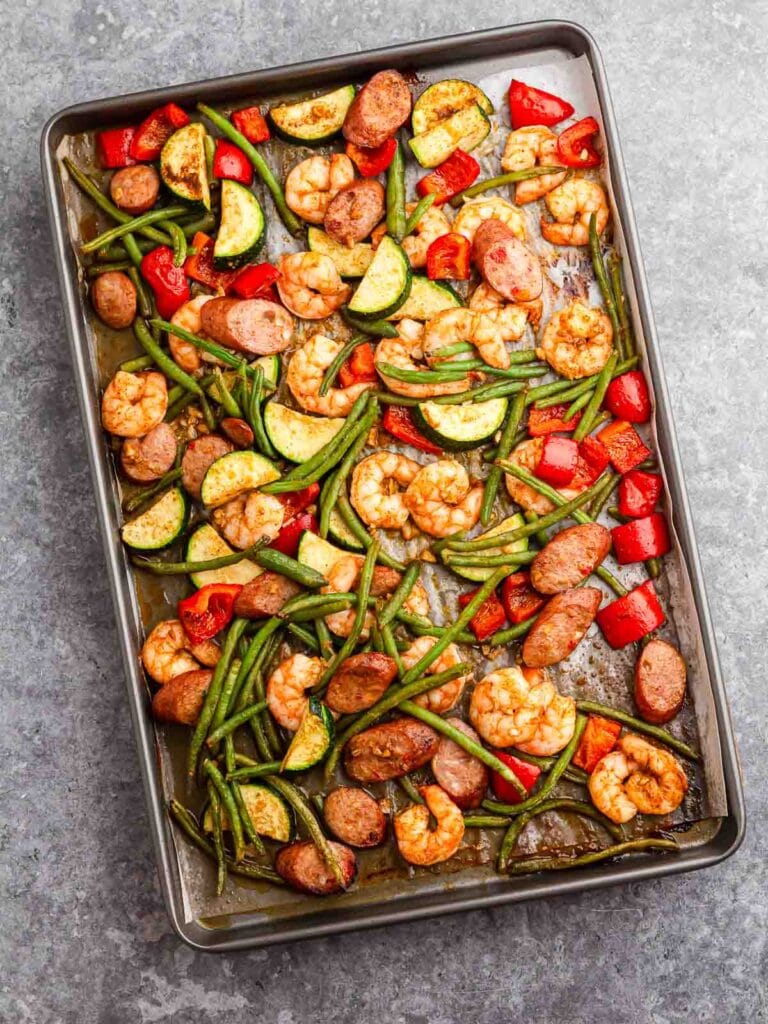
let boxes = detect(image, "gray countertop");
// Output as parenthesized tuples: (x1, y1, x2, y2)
(2, 0, 765, 1020)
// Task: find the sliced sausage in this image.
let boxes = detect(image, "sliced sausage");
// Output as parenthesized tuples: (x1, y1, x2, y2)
(120, 422, 177, 483)
(233, 572, 302, 619)
(522, 587, 602, 668)
(342, 69, 412, 149)
(324, 179, 386, 247)
(530, 523, 612, 594)
(344, 718, 439, 782)
(220, 416, 255, 449)
(109, 165, 161, 215)
(275, 839, 357, 895)
(369, 565, 403, 597)
(323, 787, 387, 848)
(326, 652, 397, 714)
(200, 298, 294, 355)
(91, 271, 137, 329)
(151, 669, 212, 726)
(472, 219, 543, 302)
(180, 434, 233, 499)
(431, 719, 488, 809)
(634, 638, 687, 724)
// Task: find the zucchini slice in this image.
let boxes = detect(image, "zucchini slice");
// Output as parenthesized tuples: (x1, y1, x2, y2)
(327, 507, 364, 551)
(186, 524, 262, 589)
(203, 783, 294, 842)
(160, 123, 210, 209)
(347, 236, 412, 320)
(450, 514, 529, 582)
(412, 79, 494, 135)
(409, 104, 491, 168)
(252, 354, 280, 391)
(413, 397, 508, 452)
(213, 179, 266, 269)
(281, 698, 334, 771)
(269, 85, 356, 144)
(200, 450, 279, 507)
(307, 226, 373, 278)
(297, 531, 346, 579)
(387, 276, 462, 321)
(263, 402, 345, 463)
(121, 488, 188, 551)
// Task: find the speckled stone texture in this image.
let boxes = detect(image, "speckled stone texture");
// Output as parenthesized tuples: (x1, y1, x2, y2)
(1, 0, 766, 1020)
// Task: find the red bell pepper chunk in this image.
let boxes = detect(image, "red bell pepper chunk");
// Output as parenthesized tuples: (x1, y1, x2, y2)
(270, 511, 318, 558)
(527, 403, 581, 437)
(611, 512, 671, 565)
(276, 482, 320, 522)
(231, 106, 270, 144)
(212, 139, 253, 185)
(500, 572, 545, 625)
(604, 370, 651, 423)
(597, 420, 651, 475)
(339, 343, 377, 388)
(129, 103, 189, 162)
(535, 434, 579, 488)
(569, 435, 611, 490)
(490, 751, 541, 804)
(458, 588, 507, 642)
(426, 232, 471, 281)
(381, 406, 443, 454)
(596, 579, 665, 649)
(508, 80, 575, 130)
(184, 232, 238, 292)
(556, 116, 602, 168)
(178, 583, 242, 645)
(345, 138, 397, 177)
(572, 715, 622, 773)
(228, 262, 281, 299)
(618, 470, 663, 519)
(416, 149, 480, 206)
(141, 246, 190, 319)
(96, 127, 137, 168)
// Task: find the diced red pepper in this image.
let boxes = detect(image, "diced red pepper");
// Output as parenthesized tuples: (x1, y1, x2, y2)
(535, 435, 579, 488)
(569, 435, 611, 491)
(490, 751, 541, 804)
(618, 470, 663, 519)
(458, 588, 507, 642)
(381, 406, 443, 454)
(416, 149, 480, 206)
(276, 482, 320, 522)
(178, 583, 242, 645)
(611, 512, 670, 564)
(212, 139, 253, 185)
(345, 138, 397, 177)
(527, 403, 581, 437)
(508, 80, 575, 130)
(596, 579, 665, 648)
(572, 715, 622, 773)
(228, 262, 281, 299)
(604, 370, 651, 423)
(426, 232, 471, 281)
(500, 572, 545, 625)
(96, 127, 137, 168)
(129, 103, 189, 162)
(597, 420, 651, 475)
(141, 246, 190, 319)
(556, 116, 602, 168)
(184, 232, 238, 292)
(339, 343, 377, 388)
(231, 106, 270, 144)
(270, 511, 318, 558)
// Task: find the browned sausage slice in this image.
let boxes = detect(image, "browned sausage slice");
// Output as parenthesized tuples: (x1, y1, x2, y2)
(109, 165, 161, 215)
(344, 718, 439, 782)
(220, 417, 255, 449)
(530, 523, 612, 594)
(180, 434, 233, 499)
(342, 69, 412, 149)
(91, 271, 137, 329)
(233, 572, 303, 619)
(522, 587, 602, 668)
(275, 840, 357, 895)
(634, 638, 687, 724)
(323, 788, 387, 847)
(369, 565, 403, 597)
(472, 219, 543, 302)
(120, 422, 177, 483)
(151, 669, 212, 726)
(325, 652, 397, 714)
(200, 298, 294, 355)
(431, 719, 488, 809)
(324, 179, 386, 247)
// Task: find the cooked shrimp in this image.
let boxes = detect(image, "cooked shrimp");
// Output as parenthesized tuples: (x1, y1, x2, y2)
(588, 733, 689, 824)
(501, 126, 567, 204)
(374, 319, 470, 398)
(469, 665, 557, 748)
(102, 370, 167, 438)
(394, 784, 465, 866)
(168, 295, 215, 373)
(266, 653, 325, 731)
(515, 691, 577, 756)
(423, 307, 511, 370)
(453, 197, 527, 244)
(404, 460, 482, 538)
(401, 636, 470, 713)
(372, 203, 452, 269)
(468, 282, 543, 333)
(350, 451, 421, 530)
(541, 178, 609, 247)
(284, 153, 355, 224)
(503, 437, 585, 515)
(538, 300, 613, 380)
(287, 333, 375, 417)
(141, 619, 220, 685)
(212, 491, 285, 550)
(276, 252, 351, 321)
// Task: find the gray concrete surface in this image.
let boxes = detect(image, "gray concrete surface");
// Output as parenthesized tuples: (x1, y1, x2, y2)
(1, 0, 766, 1020)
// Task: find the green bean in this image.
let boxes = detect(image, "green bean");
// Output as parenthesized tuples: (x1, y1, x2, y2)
(523, 509, 550, 547)
(153, 317, 267, 380)
(286, 622, 320, 651)
(562, 389, 593, 422)
(443, 550, 536, 569)
(573, 351, 618, 442)
(244, 367, 278, 459)
(206, 700, 268, 746)
(498, 797, 625, 872)
(378, 562, 421, 627)
(380, 621, 404, 676)
(285, 599, 353, 623)
(180, 211, 217, 239)
(398, 775, 425, 804)
(487, 615, 538, 646)
(253, 549, 327, 588)
(87, 259, 133, 276)
(506, 837, 679, 875)
(133, 319, 205, 398)
(133, 538, 266, 576)
(588, 410, 610, 434)
(394, 611, 474, 644)
(377, 362, 471, 385)
(386, 140, 407, 241)
(588, 471, 620, 519)
(506, 748, 589, 786)
(118, 353, 155, 373)
(432, 341, 474, 360)
(160, 218, 188, 267)
(319, 402, 377, 537)
(226, 761, 281, 782)
(203, 759, 245, 862)
(532, 357, 640, 409)
(404, 193, 436, 236)
(481, 388, 527, 526)
(314, 616, 335, 661)
(646, 556, 662, 579)
(429, 380, 525, 408)
(208, 658, 242, 750)
(341, 307, 400, 338)
(450, 165, 568, 206)
(231, 624, 279, 716)
(463, 815, 513, 828)
(276, 390, 369, 482)
(232, 780, 266, 855)
(267, 777, 347, 886)
(608, 251, 635, 357)
(204, 132, 217, 184)
(212, 367, 243, 418)
(122, 467, 182, 515)
(433, 358, 546, 379)
(81, 204, 188, 254)
(575, 700, 700, 760)
(588, 213, 623, 360)
(207, 783, 227, 894)
(319, 334, 369, 396)
(231, 620, 283, 760)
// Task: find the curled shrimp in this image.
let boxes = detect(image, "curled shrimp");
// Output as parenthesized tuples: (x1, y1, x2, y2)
(350, 451, 421, 530)
(503, 437, 586, 515)
(423, 307, 512, 371)
(276, 252, 351, 321)
(453, 197, 527, 244)
(287, 333, 375, 416)
(394, 784, 465, 866)
(501, 126, 567, 204)
(284, 153, 355, 224)
(400, 636, 470, 713)
(538, 300, 613, 380)
(372, 203, 452, 269)
(541, 178, 609, 247)
(168, 295, 215, 373)
(469, 665, 561, 749)
(374, 319, 470, 398)
(323, 556, 429, 636)
(468, 282, 543, 334)
(212, 491, 285, 550)
(515, 691, 577, 756)
(141, 619, 220, 685)
(102, 370, 168, 438)
(588, 733, 689, 824)
(266, 653, 325, 731)
(404, 460, 483, 538)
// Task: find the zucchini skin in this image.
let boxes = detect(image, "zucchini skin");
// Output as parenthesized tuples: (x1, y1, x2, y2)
(411, 78, 494, 135)
(268, 85, 356, 145)
(348, 237, 413, 320)
(411, 398, 508, 452)
(160, 123, 211, 209)
(213, 180, 266, 269)
(121, 488, 189, 551)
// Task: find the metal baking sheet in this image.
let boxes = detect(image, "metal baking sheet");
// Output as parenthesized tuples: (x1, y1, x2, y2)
(41, 20, 745, 950)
